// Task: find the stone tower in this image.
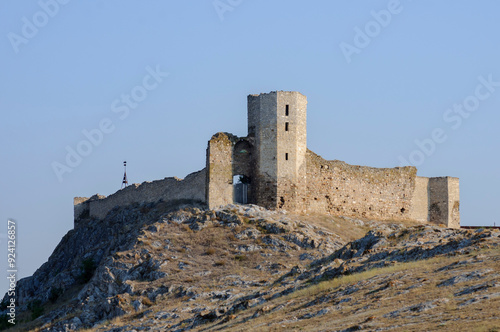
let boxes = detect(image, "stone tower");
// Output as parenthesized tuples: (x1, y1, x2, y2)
(247, 91, 307, 211)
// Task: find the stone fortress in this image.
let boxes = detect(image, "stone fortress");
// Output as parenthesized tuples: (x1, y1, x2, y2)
(74, 91, 460, 228)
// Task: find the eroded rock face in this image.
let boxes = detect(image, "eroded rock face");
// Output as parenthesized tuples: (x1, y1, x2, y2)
(5, 202, 344, 329)
(5, 202, 499, 332)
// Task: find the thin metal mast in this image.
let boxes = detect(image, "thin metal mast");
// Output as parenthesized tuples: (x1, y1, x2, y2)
(121, 161, 128, 189)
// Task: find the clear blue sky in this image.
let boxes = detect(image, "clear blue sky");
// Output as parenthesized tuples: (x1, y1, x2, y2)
(1, 1, 499, 294)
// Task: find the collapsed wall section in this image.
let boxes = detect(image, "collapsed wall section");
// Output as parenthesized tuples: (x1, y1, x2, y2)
(74, 196, 91, 220)
(73, 195, 105, 227)
(306, 150, 418, 221)
(74, 169, 206, 224)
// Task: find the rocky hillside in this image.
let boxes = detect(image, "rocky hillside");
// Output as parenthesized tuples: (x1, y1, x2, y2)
(3, 201, 499, 331)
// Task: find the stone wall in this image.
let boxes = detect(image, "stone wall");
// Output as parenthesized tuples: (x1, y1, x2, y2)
(232, 139, 254, 178)
(276, 92, 307, 212)
(74, 196, 91, 220)
(407, 176, 460, 228)
(247, 91, 308, 211)
(448, 177, 460, 229)
(233, 138, 255, 203)
(249, 92, 278, 209)
(429, 177, 460, 228)
(305, 150, 418, 221)
(409, 176, 430, 222)
(74, 169, 206, 223)
(247, 94, 260, 138)
(206, 133, 235, 209)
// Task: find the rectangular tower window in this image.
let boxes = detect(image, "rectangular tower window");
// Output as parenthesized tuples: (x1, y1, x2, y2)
(285, 153, 289, 160)
(285, 105, 289, 116)
(285, 122, 289, 131)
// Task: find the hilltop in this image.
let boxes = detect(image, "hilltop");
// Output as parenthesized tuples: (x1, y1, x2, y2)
(2, 201, 499, 331)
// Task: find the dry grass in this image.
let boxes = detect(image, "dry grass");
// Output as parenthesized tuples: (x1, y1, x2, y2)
(206, 248, 500, 332)
(79, 315, 128, 332)
(234, 254, 248, 262)
(286, 255, 448, 300)
(141, 297, 153, 306)
(297, 213, 368, 243)
(179, 224, 192, 233)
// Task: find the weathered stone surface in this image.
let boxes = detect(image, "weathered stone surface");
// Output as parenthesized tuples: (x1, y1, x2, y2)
(74, 169, 206, 223)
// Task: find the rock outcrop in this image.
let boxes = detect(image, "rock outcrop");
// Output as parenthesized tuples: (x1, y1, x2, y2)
(3, 202, 499, 331)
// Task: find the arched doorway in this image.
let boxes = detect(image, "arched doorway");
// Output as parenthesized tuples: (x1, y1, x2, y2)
(233, 139, 254, 204)
(233, 175, 250, 204)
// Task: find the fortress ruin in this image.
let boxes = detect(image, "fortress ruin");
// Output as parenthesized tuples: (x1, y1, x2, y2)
(74, 91, 460, 228)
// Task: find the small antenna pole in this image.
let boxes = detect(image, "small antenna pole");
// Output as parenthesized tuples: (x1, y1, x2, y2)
(121, 161, 128, 189)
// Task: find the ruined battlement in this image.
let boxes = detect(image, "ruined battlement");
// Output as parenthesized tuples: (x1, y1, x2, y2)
(75, 91, 460, 228)
(304, 150, 459, 226)
(74, 169, 206, 226)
